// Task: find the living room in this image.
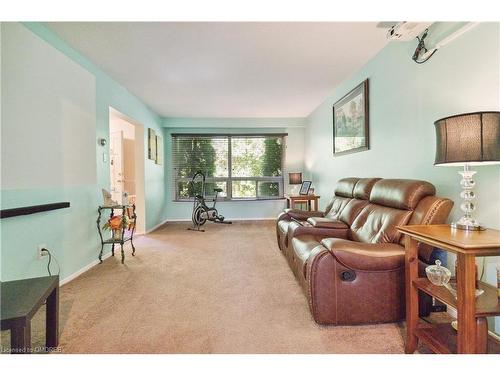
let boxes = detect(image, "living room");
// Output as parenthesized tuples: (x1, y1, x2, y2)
(1, 0, 499, 372)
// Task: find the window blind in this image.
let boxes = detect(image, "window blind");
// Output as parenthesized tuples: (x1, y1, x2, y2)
(171, 134, 285, 200)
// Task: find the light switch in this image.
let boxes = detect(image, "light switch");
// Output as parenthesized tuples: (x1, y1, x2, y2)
(103, 153, 108, 162)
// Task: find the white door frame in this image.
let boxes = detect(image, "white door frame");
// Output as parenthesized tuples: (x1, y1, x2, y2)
(109, 107, 146, 234)
(109, 130, 124, 203)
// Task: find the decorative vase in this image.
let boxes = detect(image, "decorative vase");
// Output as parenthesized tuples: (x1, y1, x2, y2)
(112, 229, 122, 240)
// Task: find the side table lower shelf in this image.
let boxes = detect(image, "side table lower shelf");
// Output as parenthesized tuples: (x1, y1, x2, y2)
(413, 278, 500, 317)
(102, 236, 133, 245)
(412, 277, 500, 354)
(416, 321, 500, 354)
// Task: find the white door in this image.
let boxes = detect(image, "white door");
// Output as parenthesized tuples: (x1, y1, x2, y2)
(110, 131, 124, 203)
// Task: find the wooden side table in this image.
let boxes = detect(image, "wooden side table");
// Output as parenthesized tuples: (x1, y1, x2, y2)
(284, 195, 320, 211)
(1, 276, 59, 354)
(397, 224, 500, 354)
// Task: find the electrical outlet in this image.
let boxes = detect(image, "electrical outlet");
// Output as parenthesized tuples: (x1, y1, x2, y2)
(37, 244, 48, 259)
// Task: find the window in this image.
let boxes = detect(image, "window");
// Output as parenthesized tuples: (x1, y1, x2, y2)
(172, 134, 286, 200)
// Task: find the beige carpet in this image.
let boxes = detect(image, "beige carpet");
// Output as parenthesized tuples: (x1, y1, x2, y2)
(2, 221, 412, 354)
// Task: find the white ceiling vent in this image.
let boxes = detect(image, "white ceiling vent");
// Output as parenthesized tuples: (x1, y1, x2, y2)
(386, 22, 433, 41)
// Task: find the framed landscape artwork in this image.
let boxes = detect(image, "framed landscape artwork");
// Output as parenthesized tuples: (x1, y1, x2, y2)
(148, 128, 156, 160)
(332, 79, 369, 155)
(155, 135, 163, 165)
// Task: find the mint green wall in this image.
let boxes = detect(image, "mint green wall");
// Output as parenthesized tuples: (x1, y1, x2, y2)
(304, 22, 500, 332)
(22, 22, 167, 231)
(1, 23, 166, 282)
(162, 118, 306, 220)
(163, 117, 306, 128)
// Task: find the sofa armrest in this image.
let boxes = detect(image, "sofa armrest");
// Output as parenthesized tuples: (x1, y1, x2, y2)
(321, 238, 405, 271)
(287, 209, 325, 220)
(277, 211, 290, 222)
(278, 208, 325, 222)
(307, 217, 348, 229)
(288, 221, 349, 242)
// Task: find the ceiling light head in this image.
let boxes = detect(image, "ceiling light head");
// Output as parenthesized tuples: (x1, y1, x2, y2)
(386, 22, 433, 41)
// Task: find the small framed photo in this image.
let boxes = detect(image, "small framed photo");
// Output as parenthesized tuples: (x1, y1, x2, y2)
(148, 128, 156, 160)
(299, 180, 312, 195)
(155, 135, 163, 165)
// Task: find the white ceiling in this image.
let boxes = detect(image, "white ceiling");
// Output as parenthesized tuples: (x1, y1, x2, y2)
(46, 22, 388, 118)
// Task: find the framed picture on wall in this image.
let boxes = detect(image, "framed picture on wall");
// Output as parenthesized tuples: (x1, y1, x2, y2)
(148, 128, 156, 160)
(332, 79, 369, 155)
(155, 135, 163, 165)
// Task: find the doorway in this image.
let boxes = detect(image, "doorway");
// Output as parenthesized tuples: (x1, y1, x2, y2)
(109, 108, 146, 234)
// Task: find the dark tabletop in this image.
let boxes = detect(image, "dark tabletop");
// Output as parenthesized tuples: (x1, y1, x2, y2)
(1, 276, 59, 324)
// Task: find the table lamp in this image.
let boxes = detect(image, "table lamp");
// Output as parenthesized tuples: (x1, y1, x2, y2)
(434, 111, 500, 230)
(288, 172, 302, 195)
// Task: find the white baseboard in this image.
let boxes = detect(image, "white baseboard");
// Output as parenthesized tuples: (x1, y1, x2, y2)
(447, 305, 457, 318)
(145, 218, 169, 233)
(165, 217, 275, 222)
(443, 305, 500, 340)
(224, 217, 276, 221)
(60, 252, 112, 286)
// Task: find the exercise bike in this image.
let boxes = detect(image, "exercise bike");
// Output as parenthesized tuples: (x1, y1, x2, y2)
(188, 171, 232, 232)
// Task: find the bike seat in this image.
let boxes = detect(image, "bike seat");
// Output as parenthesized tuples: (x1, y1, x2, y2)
(195, 194, 203, 199)
(213, 188, 223, 193)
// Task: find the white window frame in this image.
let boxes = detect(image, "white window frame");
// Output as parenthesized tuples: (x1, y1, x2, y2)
(172, 134, 286, 201)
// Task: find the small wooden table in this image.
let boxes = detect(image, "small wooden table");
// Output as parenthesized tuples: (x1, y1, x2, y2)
(285, 195, 320, 211)
(0, 276, 59, 354)
(397, 224, 500, 354)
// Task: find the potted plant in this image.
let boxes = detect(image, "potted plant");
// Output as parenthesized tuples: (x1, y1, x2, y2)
(102, 215, 131, 240)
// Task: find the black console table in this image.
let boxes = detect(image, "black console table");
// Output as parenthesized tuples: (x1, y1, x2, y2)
(97, 204, 137, 264)
(1, 276, 59, 354)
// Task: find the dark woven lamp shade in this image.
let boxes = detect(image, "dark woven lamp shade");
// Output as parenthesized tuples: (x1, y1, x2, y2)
(434, 112, 500, 166)
(288, 172, 302, 185)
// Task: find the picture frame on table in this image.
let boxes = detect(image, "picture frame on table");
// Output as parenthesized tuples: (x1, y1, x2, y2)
(299, 180, 312, 195)
(332, 79, 369, 155)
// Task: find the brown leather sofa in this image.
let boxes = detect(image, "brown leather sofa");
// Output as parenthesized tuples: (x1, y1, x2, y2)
(276, 177, 453, 325)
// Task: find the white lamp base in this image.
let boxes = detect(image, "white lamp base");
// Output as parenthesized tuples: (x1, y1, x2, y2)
(453, 164, 485, 231)
(451, 222, 485, 231)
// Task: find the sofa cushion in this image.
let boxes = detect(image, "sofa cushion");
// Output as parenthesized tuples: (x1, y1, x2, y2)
(321, 238, 405, 271)
(291, 235, 325, 277)
(338, 198, 369, 226)
(284, 209, 325, 220)
(334, 177, 359, 198)
(324, 196, 352, 220)
(349, 204, 413, 243)
(307, 217, 348, 229)
(353, 178, 381, 200)
(370, 179, 436, 210)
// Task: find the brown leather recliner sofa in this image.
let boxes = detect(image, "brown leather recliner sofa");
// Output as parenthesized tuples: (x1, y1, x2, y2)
(276, 177, 453, 325)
